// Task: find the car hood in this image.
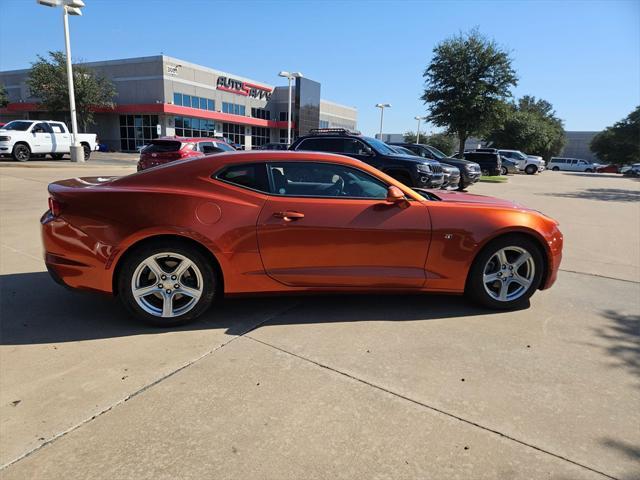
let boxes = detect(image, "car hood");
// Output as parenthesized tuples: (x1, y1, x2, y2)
(430, 190, 528, 209)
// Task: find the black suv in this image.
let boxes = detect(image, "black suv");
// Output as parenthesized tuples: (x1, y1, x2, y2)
(290, 129, 444, 188)
(389, 143, 481, 190)
(460, 150, 502, 176)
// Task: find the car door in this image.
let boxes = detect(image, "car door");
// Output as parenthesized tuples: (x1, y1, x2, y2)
(49, 123, 70, 153)
(256, 161, 431, 288)
(30, 122, 54, 154)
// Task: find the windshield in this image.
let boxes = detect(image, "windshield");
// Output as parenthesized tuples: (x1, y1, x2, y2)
(2, 121, 33, 131)
(425, 145, 447, 159)
(364, 137, 396, 155)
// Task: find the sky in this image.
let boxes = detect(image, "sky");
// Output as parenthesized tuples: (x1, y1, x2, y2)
(0, 0, 638, 136)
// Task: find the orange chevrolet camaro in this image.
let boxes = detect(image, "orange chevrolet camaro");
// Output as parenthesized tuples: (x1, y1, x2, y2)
(41, 151, 563, 326)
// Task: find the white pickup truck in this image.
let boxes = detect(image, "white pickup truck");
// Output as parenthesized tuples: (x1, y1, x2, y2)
(0, 120, 97, 162)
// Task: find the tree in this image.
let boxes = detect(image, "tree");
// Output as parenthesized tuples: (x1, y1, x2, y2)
(403, 131, 418, 143)
(486, 96, 565, 159)
(27, 51, 116, 131)
(421, 29, 518, 155)
(590, 107, 640, 165)
(0, 84, 8, 108)
(424, 132, 456, 155)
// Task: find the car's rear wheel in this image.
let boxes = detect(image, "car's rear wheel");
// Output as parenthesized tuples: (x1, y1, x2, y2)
(12, 144, 30, 162)
(82, 144, 91, 160)
(118, 242, 216, 326)
(466, 235, 544, 310)
(585, 168, 593, 173)
(525, 165, 537, 175)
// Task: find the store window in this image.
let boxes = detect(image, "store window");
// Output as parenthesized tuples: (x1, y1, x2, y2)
(252, 127, 270, 148)
(173, 92, 215, 111)
(222, 102, 246, 116)
(279, 129, 288, 144)
(279, 112, 288, 122)
(319, 120, 329, 128)
(251, 108, 270, 120)
(223, 123, 245, 148)
(119, 115, 159, 151)
(174, 116, 216, 137)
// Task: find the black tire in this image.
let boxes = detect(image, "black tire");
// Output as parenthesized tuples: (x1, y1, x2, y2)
(457, 182, 468, 191)
(51, 153, 64, 160)
(82, 144, 91, 160)
(466, 234, 544, 310)
(585, 168, 593, 173)
(525, 165, 537, 175)
(12, 143, 30, 162)
(117, 241, 217, 327)
(501, 166, 508, 176)
(552, 166, 559, 171)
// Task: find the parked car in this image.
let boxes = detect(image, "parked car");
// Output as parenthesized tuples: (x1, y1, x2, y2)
(622, 163, 640, 177)
(462, 151, 502, 176)
(389, 142, 481, 190)
(0, 120, 97, 161)
(137, 137, 235, 171)
(257, 143, 289, 150)
(440, 163, 461, 190)
(500, 157, 519, 175)
(596, 164, 620, 174)
(42, 150, 563, 325)
(548, 157, 599, 172)
(290, 128, 444, 188)
(495, 149, 545, 174)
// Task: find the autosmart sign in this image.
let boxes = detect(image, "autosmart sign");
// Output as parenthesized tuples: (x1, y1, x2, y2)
(216, 77, 272, 100)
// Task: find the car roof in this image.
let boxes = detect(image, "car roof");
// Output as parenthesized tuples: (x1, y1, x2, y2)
(156, 136, 227, 143)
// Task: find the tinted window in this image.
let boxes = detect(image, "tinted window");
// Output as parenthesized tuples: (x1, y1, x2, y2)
(2, 121, 33, 131)
(33, 123, 52, 133)
(50, 123, 64, 133)
(296, 137, 344, 153)
(173, 93, 182, 106)
(268, 162, 388, 199)
(216, 163, 269, 192)
(342, 138, 371, 155)
(143, 140, 182, 153)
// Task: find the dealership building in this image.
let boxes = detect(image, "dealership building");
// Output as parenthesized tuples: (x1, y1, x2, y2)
(0, 55, 358, 151)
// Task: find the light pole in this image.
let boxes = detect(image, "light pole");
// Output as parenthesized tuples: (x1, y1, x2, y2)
(37, 0, 85, 163)
(278, 71, 303, 145)
(375, 103, 391, 141)
(414, 116, 428, 144)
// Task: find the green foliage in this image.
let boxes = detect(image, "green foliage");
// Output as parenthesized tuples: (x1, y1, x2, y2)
(590, 106, 640, 165)
(424, 132, 456, 156)
(486, 96, 565, 160)
(27, 51, 116, 131)
(421, 29, 518, 155)
(403, 131, 417, 143)
(0, 84, 8, 108)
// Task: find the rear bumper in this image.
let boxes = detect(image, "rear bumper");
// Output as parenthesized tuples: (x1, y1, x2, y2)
(41, 212, 114, 294)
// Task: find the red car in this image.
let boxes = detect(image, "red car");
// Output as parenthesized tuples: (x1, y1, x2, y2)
(42, 151, 563, 326)
(596, 164, 619, 173)
(137, 137, 234, 171)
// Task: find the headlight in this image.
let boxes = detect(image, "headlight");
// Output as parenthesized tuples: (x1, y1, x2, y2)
(0, 136, 10, 142)
(417, 163, 432, 174)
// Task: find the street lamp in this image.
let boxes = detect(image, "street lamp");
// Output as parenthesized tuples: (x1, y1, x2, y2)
(375, 103, 391, 141)
(278, 71, 303, 145)
(37, 0, 85, 163)
(414, 116, 428, 144)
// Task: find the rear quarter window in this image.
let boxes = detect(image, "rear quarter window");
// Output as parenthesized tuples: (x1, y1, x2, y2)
(216, 163, 270, 192)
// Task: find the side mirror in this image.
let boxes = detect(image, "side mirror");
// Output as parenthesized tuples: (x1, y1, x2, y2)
(360, 146, 374, 156)
(386, 185, 405, 203)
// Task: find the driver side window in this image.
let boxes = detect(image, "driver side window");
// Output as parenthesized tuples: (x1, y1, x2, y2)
(268, 162, 388, 199)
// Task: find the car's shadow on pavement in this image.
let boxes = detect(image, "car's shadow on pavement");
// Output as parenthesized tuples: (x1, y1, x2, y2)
(541, 187, 640, 202)
(0, 271, 501, 345)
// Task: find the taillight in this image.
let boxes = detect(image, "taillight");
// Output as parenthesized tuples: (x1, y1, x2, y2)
(48, 197, 64, 217)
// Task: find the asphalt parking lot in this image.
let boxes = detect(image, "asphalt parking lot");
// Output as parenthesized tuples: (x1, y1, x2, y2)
(0, 160, 638, 479)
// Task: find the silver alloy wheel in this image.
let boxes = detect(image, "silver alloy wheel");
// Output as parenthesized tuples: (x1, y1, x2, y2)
(482, 246, 535, 302)
(131, 252, 203, 318)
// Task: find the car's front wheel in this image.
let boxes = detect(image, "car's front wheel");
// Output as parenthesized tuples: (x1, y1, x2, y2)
(466, 235, 544, 310)
(525, 165, 537, 175)
(552, 166, 560, 171)
(118, 242, 217, 326)
(12, 144, 30, 162)
(501, 166, 508, 176)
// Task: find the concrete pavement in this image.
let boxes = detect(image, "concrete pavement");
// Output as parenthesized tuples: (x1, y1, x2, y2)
(1, 165, 639, 479)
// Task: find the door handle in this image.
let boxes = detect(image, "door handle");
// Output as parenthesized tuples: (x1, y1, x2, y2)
(273, 211, 305, 221)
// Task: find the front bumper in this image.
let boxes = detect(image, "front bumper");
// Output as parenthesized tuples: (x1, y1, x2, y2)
(418, 173, 444, 188)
